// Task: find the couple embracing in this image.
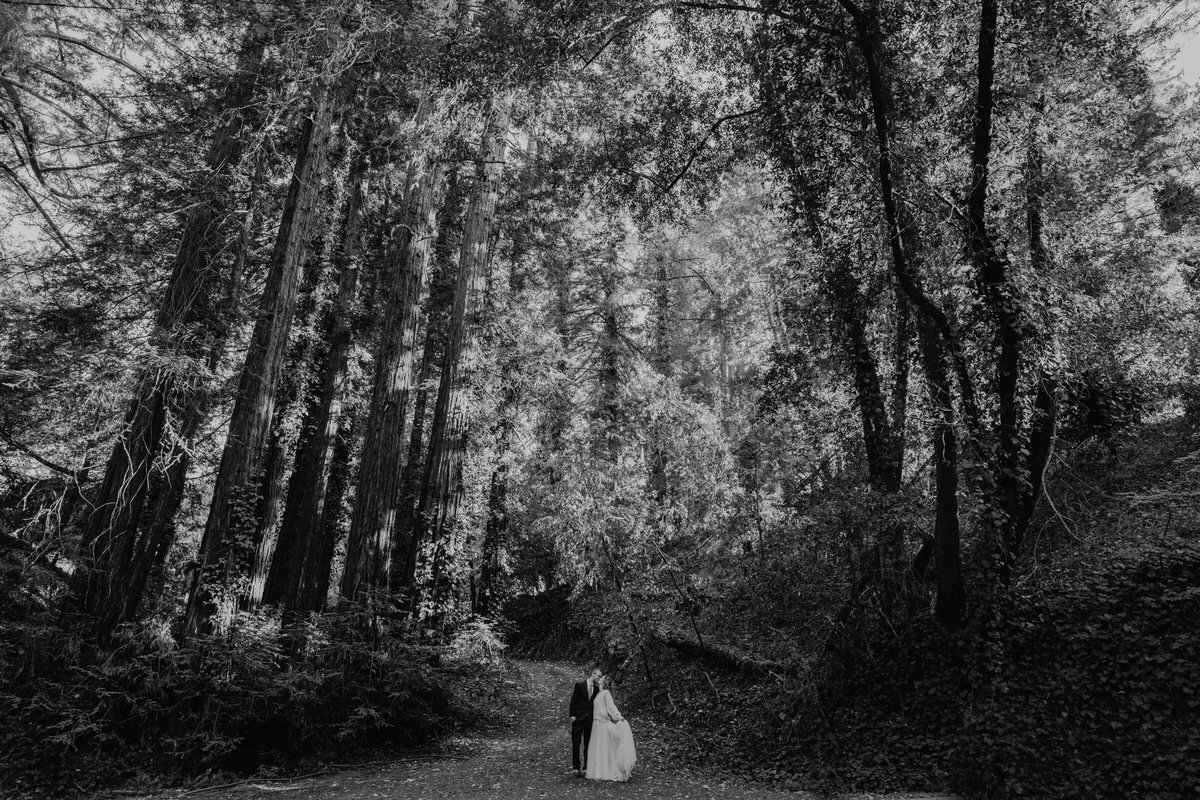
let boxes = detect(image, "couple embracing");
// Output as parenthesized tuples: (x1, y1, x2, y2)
(568, 665, 637, 782)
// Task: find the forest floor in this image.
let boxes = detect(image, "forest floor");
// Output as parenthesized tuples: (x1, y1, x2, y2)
(103, 660, 959, 800)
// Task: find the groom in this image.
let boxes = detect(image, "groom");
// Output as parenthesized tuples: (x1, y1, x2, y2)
(568, 665, 602, 775)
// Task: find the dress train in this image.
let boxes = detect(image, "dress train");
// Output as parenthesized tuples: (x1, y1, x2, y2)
(585, 689, 636, 782)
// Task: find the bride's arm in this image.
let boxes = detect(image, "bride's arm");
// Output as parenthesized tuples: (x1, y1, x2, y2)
(605, 690, 624, 723)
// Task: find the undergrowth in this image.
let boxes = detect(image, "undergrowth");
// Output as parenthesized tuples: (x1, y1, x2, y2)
(0, 594, 513, 799)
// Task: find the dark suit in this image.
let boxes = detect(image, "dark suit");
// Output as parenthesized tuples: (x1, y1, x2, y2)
(569, 679, 599, 770)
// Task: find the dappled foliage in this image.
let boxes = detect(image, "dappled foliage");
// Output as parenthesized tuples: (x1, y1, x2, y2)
(3, 0, 1200, 797)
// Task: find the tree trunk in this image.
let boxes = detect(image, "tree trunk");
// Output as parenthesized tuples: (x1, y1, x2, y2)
(340, 110, 448, 607)
(918, 320, 965, 629)
(594, 251, 623, 460)
(119, 151, 267, 626)
(316, 405, 360, 606)
(1001, 97, 1056, 574)
(799, 203, 908, 607)
(79, 28, 267, 636)
(843, 0, 968, 627)
(963, 0, 1026, 584)
(843, 0, 982, 436)
(1025, 93, 1049, 274)
(182, 53, 337, 638)
(648, 249, 671, 501)
(476, 325, 519, 617)
(266, 152, 368, 614)
(889, 273, 911, 472)
(246, 432, 287, 608)
(715, 296, 731, 427)
(797, 191, 905, 496)
(401, 96, 512, 607)
(652, 249, 672, 378)
(476, 418, 510, 617)
(116, 161, 264, 627)
(825, 249, 899, 493)
(387, 165, 463, 588)
(245, 254, 325, 608)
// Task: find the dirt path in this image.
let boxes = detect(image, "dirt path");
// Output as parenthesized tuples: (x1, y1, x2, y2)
(120, 661, 956, 800)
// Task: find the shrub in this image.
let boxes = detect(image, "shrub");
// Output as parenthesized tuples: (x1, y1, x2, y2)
(447, 617, 508, 665)
(1181, 381, 1200, 428)
(1058, 369, 1147, 443)
(0, 607, 511, 798)
(957, 542, 1200, 799)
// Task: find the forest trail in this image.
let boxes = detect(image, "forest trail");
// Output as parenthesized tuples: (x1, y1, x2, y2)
(118, 660, 959, 800)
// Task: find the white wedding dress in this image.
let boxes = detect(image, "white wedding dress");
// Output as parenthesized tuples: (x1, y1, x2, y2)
(585, 688, 637, 782)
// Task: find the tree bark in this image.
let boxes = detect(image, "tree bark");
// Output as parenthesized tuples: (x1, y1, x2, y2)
(474, 238, 524, 617)
(652, 249, 672, 378)
(118, 151, 267, 626)
(320, 404, 360, 599)
(998, 95, 1056, 579)
(797, 200, 908, 602)
(841, 0, 982, 438)
(593, 249, 623, 460)
(889, 273, 911, 469)
(648, 249, 671, 500)
(1025, 94, 1049, 275)
(182, 49, 338, 638)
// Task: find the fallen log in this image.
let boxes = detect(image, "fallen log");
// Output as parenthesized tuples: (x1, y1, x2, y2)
(648, 628, 788, 676)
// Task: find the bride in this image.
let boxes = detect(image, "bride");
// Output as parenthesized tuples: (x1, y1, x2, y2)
(586, 675, 637, 782)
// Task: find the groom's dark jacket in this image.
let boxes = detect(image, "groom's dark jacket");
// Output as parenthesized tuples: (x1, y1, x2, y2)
(570, 680, 598, 721)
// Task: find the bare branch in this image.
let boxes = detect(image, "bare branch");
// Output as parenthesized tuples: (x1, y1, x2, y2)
(30, 63, 125, 121)
(657, 105, 761, 197)
(31, 29, 150, 81)
(2, 76, 92, 131)
(676, 2, 844, 36)
(2, 82, 45, 182)
(0, 427, 78, 477)
(0, 161, 82, 261)
(578, 1, 845, 68)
